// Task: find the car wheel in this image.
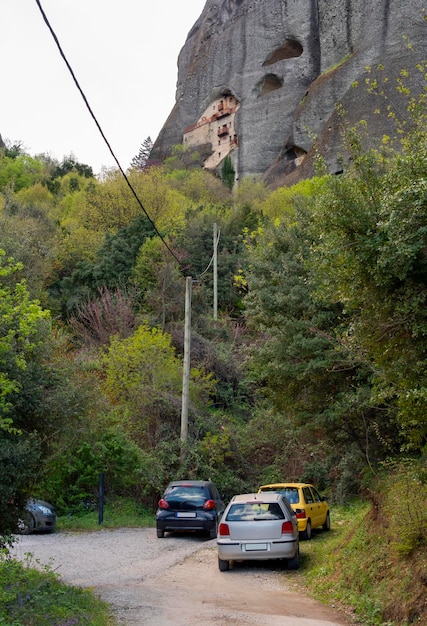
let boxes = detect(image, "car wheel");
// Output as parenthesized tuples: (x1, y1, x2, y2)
(156, 528, 165, 538)
(218, 556, 230, 572)
(322, 511, 331, 531)
(301, 519, 312, 540)
(287, 546, 300, 570)
(19, 512, 35, 535)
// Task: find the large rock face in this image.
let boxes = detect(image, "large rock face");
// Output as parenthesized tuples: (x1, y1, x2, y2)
(151, 0, 427, 187)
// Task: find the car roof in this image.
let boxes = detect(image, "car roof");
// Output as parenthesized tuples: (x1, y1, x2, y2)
(167, 480, 213, 487)
(259, 483, 314, 489)
(230, 492, 284, 504)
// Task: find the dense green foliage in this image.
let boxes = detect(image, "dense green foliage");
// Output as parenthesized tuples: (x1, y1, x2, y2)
(1, 74, 426, 561)
(2, 60, 427, 626)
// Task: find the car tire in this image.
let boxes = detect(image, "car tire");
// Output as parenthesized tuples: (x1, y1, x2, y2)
(301, 519, 312, 540)
(322, 511, 331, 531)
(156, 528, 165, 538)
(218, 556, 230, 571)
(287, 546, 300, 570)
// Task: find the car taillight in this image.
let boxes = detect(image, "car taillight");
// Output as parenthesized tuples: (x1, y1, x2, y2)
(295, 508, 306, 519)
(219, 523, 230, 536)
(158, 499, 169, 509)
(281, 520, 294, 534)
(203, 499, 216, 510)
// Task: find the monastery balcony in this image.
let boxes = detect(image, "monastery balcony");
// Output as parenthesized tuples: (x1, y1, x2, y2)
(218, 125, 229, 137)
(214, 107, 234, 119)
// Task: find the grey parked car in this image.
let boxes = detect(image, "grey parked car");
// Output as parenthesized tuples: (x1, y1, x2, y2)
(156, 480, 225, 539)
(217, 492, 300, 571)
(20, 499, 57, 534)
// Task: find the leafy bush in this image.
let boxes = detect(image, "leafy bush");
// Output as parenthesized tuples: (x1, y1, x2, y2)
(40, 428, 146, 514)
(0, 434, 41, 535)
(375, 457, 427, 556)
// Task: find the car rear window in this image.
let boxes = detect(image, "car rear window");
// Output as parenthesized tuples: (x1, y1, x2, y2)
(164, 485, 208, 506)
(277, 488, 299, 504)
(226, 502, 285, 521)
(260, 487, 300, 504)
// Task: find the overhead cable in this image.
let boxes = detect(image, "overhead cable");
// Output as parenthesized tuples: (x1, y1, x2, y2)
(34, 0, 184, 271)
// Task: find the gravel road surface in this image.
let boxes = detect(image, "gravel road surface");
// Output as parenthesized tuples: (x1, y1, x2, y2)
(12, 528, 352, 625)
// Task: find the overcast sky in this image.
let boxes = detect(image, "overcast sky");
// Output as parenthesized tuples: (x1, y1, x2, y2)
(1, 0, 206, 174)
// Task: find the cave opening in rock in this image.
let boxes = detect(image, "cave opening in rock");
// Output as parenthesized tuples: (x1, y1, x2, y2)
(263, 39, 303, 66)
(259, 74, 283, 96)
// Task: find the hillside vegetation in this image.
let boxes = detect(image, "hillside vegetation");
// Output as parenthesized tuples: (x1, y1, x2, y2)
(1, 68, 426, 624)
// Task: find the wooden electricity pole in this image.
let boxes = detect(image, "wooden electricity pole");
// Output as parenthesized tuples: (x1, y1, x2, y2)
(180, 276, 192, 461)
(213, 223, 218, 319)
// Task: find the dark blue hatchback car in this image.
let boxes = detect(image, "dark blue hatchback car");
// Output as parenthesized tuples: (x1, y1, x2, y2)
(156, 480, 225, 539)
(20, 499, 57, 534)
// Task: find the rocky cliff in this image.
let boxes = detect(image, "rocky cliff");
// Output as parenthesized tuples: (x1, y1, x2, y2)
(151, 0, 427, 187)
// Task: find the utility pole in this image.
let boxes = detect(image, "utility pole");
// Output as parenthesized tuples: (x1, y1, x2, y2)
(213, 223, 218, 319)
(180, 276, 192, 461)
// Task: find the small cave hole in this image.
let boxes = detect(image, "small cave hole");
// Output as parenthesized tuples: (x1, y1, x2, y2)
(259, 74, 283, 97)
(263, 39, 303, 66)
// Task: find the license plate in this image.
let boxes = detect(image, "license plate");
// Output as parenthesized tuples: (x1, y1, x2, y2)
(244, 543, 268, 551)
(175, 512, 197, 518)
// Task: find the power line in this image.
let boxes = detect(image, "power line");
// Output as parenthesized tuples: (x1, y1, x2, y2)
(34, 0, 184, 271)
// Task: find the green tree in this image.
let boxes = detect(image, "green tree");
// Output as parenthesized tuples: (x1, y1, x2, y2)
(0, 183, 59, 304)
(132, 237, 184, 328)
(174, 204, 261, 316)
(102, 324, 214, 448)
(243, 203, 397, 482)
(311, 105, 427, 452)
(130, 136, 153, 170)
(166, 168, 232, 205)
(0, 251, 50, 431)
(0, 433, 41, 535)
(221, 155, 235, 190)
(0, 250, 55, 535)
(0, 154, 45, 193)
(163, 144, 202, 172)
(60, 213, 157, 314)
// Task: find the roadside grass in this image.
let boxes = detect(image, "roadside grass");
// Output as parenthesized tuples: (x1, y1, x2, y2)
(0, 553, 116, 626)
(57, 498, 155, 531)
(292, 476, 427, 626)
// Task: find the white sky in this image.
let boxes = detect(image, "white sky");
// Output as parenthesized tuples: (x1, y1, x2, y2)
(0, 0, 206, 174)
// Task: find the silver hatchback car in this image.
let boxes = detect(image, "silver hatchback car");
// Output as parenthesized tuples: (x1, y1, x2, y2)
(217, 492, 299, 571)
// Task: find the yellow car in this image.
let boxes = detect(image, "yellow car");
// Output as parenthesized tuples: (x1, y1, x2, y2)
(258, 483, 330, 540)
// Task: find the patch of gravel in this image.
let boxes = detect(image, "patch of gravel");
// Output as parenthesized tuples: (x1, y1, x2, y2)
(12, 529, 352, 625)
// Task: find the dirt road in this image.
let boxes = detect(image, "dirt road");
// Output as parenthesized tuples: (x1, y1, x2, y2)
(12, 528, 353, 625)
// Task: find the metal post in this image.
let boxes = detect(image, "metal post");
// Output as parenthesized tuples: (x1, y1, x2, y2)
(98, 472, 104, 525)
(180, 276, 192, 460)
